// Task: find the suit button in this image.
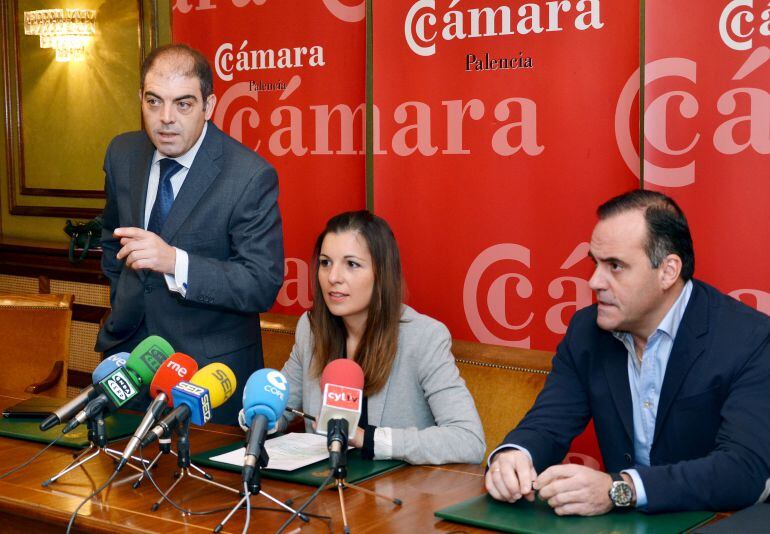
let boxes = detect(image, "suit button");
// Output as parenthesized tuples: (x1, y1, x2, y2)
(624, 453, 632, 464)
(144, 286, 153, 294)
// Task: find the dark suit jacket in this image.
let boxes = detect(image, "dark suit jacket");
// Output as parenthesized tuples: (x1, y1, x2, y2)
(502, 280, 770, 512)
(96, 122, 284, 424)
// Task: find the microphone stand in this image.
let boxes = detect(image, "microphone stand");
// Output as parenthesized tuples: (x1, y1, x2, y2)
(42, 408, 147, 486)
(278, 419, 401, 534)
(214, 433, 308, 533)
(133, 434, 212, 489)
(150, 418, 238, 511)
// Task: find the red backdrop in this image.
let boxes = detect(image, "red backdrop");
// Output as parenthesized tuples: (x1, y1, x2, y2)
(172, 1, 769, 464)
(642, 0, 770, 313)
(173, 0, 367, 315)
(372, 2, 639, 351)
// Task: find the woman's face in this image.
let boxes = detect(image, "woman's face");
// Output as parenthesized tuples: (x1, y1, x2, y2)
(318, 230, 375, 327)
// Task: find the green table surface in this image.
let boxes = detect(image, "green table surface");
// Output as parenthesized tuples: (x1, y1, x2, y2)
(435, 494, 715, 534)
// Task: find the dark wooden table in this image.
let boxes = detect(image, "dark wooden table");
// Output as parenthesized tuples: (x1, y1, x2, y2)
(0, 391, 490, 533)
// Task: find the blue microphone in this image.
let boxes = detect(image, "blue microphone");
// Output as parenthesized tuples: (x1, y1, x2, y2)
(39, 353, 129, 431)
(241, 369, 290, 482)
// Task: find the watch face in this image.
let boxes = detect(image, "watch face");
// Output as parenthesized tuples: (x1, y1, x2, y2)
(610, 481, 633, 507)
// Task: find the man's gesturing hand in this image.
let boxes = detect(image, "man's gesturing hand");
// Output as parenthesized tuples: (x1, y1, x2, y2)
(115, 227, 176, 274)
(485, 449, 538, 503)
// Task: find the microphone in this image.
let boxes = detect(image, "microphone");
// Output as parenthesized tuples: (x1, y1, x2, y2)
(39, 353, 128, 431)
(63, 336, 174, 434)
(241, 369, 290, 483)
(115, 353, 199, 472)
(141, 363, 237, 447)
(316, 359, 364, 436)
(327, 418, 349, 471)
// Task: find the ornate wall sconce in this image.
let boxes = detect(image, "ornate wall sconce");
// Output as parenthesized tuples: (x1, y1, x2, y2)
(23, 9, 96, 62)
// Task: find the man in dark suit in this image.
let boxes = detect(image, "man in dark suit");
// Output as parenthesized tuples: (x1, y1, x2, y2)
(486, 190, 770, 514)
(96, 44, 284, 424)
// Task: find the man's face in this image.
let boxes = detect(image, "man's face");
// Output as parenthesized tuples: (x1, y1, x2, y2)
(141, 56, 215, 157)
(588, 209, 670, 341)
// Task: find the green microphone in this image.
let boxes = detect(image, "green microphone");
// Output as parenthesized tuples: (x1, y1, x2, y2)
(64, 336, 175, 433)
(124, 335, 175, 387)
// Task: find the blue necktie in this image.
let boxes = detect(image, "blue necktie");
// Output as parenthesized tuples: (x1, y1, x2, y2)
(147, 158, 183, 234)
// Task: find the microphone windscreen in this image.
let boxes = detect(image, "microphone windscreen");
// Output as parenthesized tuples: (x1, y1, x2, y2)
(126, 335, 174, 386)
(190, 363, 237, 408)
(92, 353, 128, 383)
(321, 359, 364, 391)
(242, 369, 290, 429)
(149, 353, 199, 406)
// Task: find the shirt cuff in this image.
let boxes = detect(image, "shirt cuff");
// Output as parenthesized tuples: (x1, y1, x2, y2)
(622, 468, 647, 509)
(373, 427, 393, 460)
(164, 248, 189, 297)
(486, 443, 533, 468)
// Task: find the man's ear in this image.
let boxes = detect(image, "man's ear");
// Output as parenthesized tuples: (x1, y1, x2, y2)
(203, 93, 217, 120)
(659, 254, 683, 290)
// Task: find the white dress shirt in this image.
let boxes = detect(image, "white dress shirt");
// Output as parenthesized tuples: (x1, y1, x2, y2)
(143, 122, 208, 298)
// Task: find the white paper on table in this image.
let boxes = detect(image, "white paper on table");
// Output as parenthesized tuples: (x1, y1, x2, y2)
(209, 432, 339, 471)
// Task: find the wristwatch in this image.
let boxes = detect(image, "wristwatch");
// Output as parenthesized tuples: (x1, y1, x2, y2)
(608, 472, 633, 508)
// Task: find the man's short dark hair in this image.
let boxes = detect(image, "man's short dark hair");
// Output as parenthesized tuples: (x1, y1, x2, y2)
(140, 43, 214, 103)
(598, 189, 695, 281)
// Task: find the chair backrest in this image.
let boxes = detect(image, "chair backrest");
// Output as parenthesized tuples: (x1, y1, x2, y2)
(452, 339, 553, 460)
(0, 293, 74, 397)
(260, 312, 299, 372)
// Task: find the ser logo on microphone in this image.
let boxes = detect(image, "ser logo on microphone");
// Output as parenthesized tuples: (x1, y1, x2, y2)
(264, 370, 287, 400)
(213, 369, 234, 397)
(200, 393, 211, 423)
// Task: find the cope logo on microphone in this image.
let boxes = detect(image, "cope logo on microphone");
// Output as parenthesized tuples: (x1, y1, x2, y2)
(213, 369, 234, 397)
(264, 371, 287, 400)
(324, 384, 361, 411)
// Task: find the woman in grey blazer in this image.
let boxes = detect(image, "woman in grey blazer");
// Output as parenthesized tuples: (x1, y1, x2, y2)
(277, 211, 485, 465)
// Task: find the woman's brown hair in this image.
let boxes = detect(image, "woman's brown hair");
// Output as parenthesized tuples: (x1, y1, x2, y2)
(309, 211, 403, 395)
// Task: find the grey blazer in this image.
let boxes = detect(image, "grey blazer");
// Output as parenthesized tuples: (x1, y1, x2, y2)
(96, 122, 284, 424)
(280, 306, 486, 465)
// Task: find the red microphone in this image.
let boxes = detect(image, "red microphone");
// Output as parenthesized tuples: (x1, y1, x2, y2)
(317, 359, 364, 435)
(116, 353, 199, 472)
(149, 352, 199, 407)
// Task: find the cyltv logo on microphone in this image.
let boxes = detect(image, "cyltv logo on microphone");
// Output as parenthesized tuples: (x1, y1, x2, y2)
(324, 385, 360, 411)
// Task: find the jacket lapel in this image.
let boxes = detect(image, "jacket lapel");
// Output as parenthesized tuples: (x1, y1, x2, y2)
(653, 281, 709, 443)
(160, 123, 223, 243)
(602, 331, 635, 443)
(129, 137, 155, 230)
(128, 137, 155, 283)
